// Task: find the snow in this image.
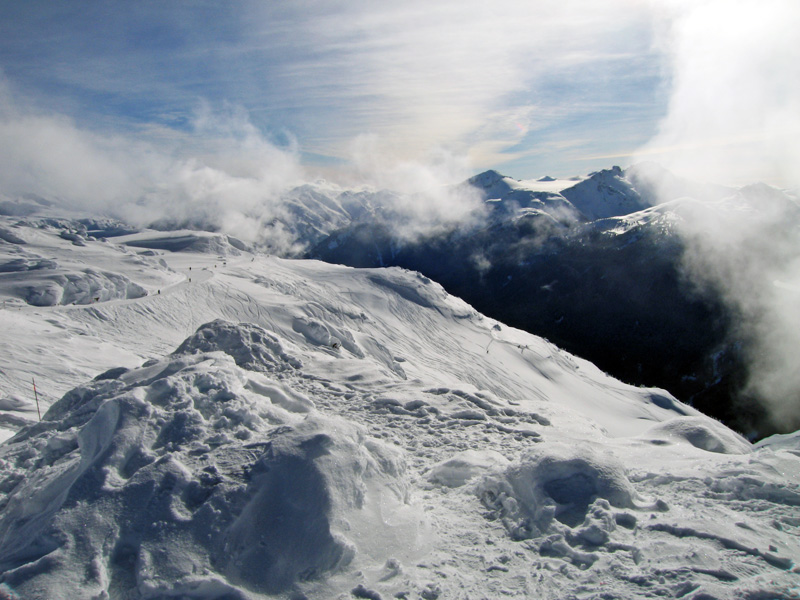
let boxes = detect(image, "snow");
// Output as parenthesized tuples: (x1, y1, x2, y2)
(1, 212, 799, 599)
(640, 416, 752, 454)
(428, 449, 510, 488)
(469, 170, 585, 196)
(561, 166, 652, 221)
(517, 176, 586, 194)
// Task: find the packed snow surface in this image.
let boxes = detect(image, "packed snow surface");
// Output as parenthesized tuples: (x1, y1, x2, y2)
(0, 215, 799, 599)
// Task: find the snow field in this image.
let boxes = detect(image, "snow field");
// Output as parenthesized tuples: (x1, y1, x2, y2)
(0, 220, 798, 599)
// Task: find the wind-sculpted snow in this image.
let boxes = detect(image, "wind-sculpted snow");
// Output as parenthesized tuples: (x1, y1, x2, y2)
(478, 442, 640, 539)
(123, 232, 248, 256)
(0, 325, 410, 598)
(0, 250, 149, 306)
(642, 416, 752, 454)
(757, 430, 800, 456)
(175, 319, 304, 372)
(0, 216, 178, 309)
(367, 272, 437, 309)
(1, 218, 800, 599)
(21, 268, 148, 306)
(0, 227, 26, 245)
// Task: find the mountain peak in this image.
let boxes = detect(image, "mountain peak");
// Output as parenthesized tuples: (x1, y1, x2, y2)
(561, 166, 648, 220)
(586, 165, 624, 180)
(468, 169, 510, 188)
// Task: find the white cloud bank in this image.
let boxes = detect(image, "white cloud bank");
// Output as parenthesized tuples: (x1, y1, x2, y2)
(0, 77, 305, 248)
(0, 76, 482, 250)
(637, 0, 800, 432)
(638, 0, 800, 187)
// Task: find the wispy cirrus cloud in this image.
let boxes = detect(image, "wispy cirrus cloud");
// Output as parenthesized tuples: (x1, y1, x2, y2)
(255, 0, 660, 167)
(4, 1, 792, 183)
(0, 0, 661, 177)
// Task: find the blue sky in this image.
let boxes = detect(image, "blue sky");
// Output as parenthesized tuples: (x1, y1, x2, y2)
(0, 1, 667, 178)
(0, 0, 797, 188)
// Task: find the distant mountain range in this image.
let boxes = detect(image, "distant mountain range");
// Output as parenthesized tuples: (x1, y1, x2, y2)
(309, 164, 800, 439)
(3, 163, 796, 439)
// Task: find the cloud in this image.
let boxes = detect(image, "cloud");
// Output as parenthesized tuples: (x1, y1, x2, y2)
(283, 0, 659, 165)
(675, 185, 800, 433)
(636, 1, 800, 433)
(0, 75, 306, 251)
(0, 82, 153, 208)
(637, 0, 800, 187)
(0, 72, 482, 251)
(0, 1, 661, 175)
(344, 133, 486, 237)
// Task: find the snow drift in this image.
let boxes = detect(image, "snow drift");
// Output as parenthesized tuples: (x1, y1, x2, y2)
(0, 321, 410, 598)
(0, 216, 799, 599)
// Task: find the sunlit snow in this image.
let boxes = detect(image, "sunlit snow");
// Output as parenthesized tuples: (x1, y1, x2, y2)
(0, 210, 798, 599)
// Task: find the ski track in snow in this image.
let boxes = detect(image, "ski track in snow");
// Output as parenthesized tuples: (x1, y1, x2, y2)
(0, 218, 799, 599)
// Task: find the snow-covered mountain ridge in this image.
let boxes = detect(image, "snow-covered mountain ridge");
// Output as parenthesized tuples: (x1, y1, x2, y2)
(0, 213, 799, 599)
(312, 167, 800, 438)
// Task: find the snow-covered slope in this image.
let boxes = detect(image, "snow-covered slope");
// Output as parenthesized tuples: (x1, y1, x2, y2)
(311, 169, 800, 438)
(557, 166, 651, 221)
(465, 169, 584, 225)
(0, 215, 799, 599)
(258, 181, 381, 254)
(466, 166, 657, 223)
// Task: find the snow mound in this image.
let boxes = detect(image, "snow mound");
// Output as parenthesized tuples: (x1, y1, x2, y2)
(20, 268, 148, 306)
(123, 232, 246, 256)
(0, 325, 410, 598)
(756, 430, 800, 456)
(174, 319, 303, 372)
(643, 416, 752, 454)
(367, 268, 474, 319)
(0, 257, 58, 272)
(0, 227, 26, 245)
(216, 416, 407, 594)
(368, 272, 438, 309)
(428, 449, 510, 487)
(292, 316, 366, 359)
(478, 441, 639, 538)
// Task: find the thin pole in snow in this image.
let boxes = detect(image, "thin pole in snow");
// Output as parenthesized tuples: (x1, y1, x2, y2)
(32, 377, 41, 421)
